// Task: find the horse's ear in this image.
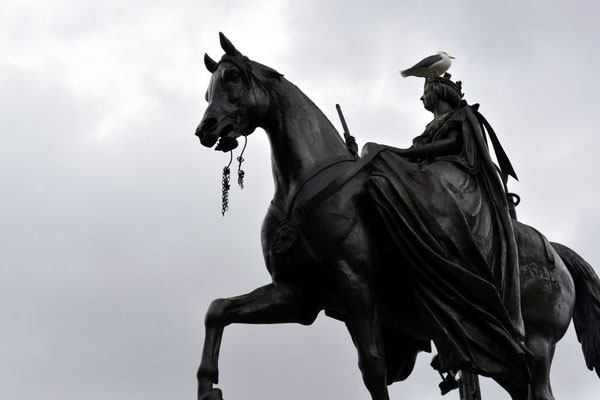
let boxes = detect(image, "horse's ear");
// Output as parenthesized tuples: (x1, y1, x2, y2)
(219, 32, 242, 56)
(204, 53, 218, 73)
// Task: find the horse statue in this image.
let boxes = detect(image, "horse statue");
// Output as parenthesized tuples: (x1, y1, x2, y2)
(193, 33, 600, 400)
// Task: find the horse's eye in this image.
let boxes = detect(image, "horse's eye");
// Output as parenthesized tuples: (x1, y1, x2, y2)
(223, 69, 240, 83)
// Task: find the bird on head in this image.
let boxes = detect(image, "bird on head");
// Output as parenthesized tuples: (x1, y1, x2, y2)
(400, 51, 455, 78)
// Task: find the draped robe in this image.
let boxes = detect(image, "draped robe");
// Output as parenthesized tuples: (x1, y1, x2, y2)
(364, 105, 530, 385)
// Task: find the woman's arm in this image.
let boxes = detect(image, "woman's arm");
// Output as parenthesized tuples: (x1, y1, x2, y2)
(393, 129, 461, 159)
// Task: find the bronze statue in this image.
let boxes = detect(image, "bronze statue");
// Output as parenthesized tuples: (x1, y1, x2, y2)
(194, 33, 600, 400)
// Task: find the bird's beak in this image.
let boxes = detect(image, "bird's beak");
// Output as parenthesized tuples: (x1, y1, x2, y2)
(449, 55, 455, 59)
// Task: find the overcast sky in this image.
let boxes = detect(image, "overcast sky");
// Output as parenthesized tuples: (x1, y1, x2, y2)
(2, 1, 600, 399)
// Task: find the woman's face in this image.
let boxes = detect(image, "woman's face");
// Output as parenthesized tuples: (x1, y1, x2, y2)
(421, 85, 437, 113)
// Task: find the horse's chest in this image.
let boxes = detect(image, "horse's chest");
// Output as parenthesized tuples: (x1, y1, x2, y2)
(260, 170, 367, 282)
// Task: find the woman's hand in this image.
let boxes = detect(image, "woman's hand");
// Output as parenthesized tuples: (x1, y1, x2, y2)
(395, 130, 460, 160)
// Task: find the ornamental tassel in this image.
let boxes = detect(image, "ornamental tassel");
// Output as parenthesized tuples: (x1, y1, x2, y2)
(221, 151, 233, 216)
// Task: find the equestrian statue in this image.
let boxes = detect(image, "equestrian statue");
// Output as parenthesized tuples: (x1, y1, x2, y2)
(193, 33, 600, 400)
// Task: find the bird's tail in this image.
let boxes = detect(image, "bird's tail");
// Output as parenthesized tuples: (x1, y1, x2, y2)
(400, 69, 412, 78)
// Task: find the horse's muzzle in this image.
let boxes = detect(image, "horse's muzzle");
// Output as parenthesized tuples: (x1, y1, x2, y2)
(196, 117, 219, 147)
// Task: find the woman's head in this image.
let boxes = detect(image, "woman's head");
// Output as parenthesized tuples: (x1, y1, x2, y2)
(421, 77, 464, 113)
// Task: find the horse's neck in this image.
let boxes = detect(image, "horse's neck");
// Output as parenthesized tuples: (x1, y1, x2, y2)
(263, 80, 349, 205)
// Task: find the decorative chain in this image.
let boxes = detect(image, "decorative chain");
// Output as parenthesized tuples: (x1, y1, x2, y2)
(237, 156, 245, 189)
(221, 137, 248, 215)
(237, 136, 248, 189)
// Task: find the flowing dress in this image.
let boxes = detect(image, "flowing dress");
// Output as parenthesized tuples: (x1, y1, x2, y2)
(364, 104, 530, 386)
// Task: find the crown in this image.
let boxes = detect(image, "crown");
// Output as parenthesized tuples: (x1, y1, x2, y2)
(425, 74, 464, 99)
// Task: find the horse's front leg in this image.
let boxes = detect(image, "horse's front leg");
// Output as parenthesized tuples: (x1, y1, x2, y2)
(335, 260, 390, 400)
(197, 282, 319, 400)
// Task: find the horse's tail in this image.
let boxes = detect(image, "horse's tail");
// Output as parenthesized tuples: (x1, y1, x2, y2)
(552, 242, 600, 378)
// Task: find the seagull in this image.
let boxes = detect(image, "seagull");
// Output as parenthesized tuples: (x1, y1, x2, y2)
(400, 51, 455, 78)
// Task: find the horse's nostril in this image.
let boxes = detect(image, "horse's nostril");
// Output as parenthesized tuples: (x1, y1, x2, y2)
(198, 118, 218, 136)
(196, 117, 220, 147)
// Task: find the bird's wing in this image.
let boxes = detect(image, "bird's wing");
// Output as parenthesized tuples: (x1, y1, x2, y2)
(407, 54, 443, 69)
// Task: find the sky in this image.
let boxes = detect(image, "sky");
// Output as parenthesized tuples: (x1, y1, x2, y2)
(1, 0, 600, 399)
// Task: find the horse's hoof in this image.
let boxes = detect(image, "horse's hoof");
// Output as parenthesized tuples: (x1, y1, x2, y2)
(199, 388, 223, 400)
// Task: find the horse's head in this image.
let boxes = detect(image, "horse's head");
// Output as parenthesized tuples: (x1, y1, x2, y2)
(196, 33, 283, 152)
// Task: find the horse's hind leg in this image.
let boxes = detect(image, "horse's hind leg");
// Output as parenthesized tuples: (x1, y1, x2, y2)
(197, 282, 319, 400)
(527, 338, 556, 400)
(335, 260, 390, 400)
(492, 338, 557, 400)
